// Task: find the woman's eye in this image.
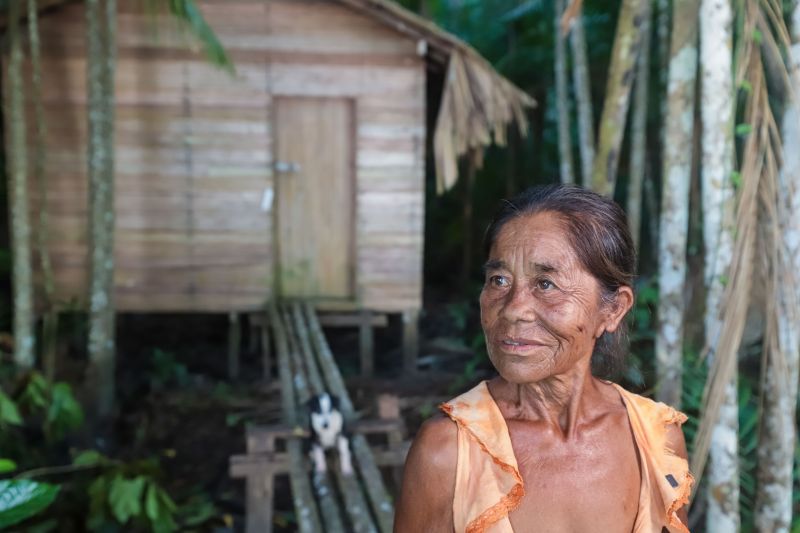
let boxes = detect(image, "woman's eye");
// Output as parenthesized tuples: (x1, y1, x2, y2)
(536, 279, 555, 290)
(489, 275, 510, 288)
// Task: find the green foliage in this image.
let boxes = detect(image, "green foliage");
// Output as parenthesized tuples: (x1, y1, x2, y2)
(0, 479, 59, 528)
(0, 389, 22, 426)
(150, 349, 189, 390)
(140, 0, 234, 74)
(0, 458, 17, 474)
(82, 454, 180, 532)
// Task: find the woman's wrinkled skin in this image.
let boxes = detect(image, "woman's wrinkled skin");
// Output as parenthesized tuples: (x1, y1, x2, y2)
(394, 212, 689, 532)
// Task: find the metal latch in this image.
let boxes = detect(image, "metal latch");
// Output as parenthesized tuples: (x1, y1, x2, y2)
(274, 161, 301, 173)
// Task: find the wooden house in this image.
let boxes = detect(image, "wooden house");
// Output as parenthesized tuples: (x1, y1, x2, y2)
(8, 0, 532, 372)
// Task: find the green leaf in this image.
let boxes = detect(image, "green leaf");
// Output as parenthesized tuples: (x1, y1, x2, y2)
(753, 28, 763, 44)
(0, 459, 17, 474)
(72, 450, 105, 467)
(0, 479, 60, 528)
(147, 484, 178, 533)
(719, 274, 729, 287)
(20, 373, 48, 411)
(108, 475, 145, 524)
(167, 0, 234, 74)
(739, 79, 752, 93)
(731, 171, 742, 189)
(735, 123, 753, 136)
(0, 391, 22, 426)
(144, 483, 160, 521)
(46, 383, 84, 440)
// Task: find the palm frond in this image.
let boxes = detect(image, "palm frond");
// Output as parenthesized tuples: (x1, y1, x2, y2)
(689, 0, 789, 491)
(141, 0, 234, 74)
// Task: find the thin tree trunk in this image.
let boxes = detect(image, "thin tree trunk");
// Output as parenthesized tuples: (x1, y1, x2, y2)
(555, 0, 575, 184)
(754, 2, 800, 528)
(657, 0, 670, 141)
(5, 0, 34, 369)
(627, 0, 652, 251)
(27, 0, 57, 381)
(591, 0, 648, 196)
(700, 0, 738, 529)
(86, 0, 117, 417)
(655, 0, 699, 408)
(569, 7, 594, 187)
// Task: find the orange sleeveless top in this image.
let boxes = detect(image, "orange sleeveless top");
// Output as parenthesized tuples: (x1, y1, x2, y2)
(440, 381, 693, 533)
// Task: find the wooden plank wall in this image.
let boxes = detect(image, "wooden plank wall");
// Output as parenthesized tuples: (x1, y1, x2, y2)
(21, 0, 425, 313)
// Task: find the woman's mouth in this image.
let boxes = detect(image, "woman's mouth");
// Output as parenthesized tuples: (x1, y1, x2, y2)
(498, 337, 544, 354)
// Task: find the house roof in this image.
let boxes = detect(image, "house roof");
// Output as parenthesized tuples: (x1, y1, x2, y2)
(338, 0, 535, 192)
(3, 0, 535, 193)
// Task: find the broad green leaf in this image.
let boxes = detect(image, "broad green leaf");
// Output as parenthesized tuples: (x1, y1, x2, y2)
(735, 123, 753, 136)
(0, 459, 17, 474)
(46, 383, 84, 439)
(20, 373, 48, 411)
(0, 391, 22, 426)
(108, 475, 145, 524)
(144, 483, 160, 521)
(0, 479, 60, 528)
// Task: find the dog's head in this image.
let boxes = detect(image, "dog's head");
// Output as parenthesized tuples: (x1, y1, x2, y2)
(308, 393, 342, 434)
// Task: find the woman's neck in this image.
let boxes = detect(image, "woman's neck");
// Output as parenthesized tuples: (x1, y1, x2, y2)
(491, 364, 601, 439)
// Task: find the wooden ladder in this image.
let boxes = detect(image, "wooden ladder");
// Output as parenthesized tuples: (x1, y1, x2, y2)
(230, 302, 408, 533)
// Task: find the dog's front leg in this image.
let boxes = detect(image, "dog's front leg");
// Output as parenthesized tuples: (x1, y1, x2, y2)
(311, 444, 327, 473)
(338, 435, 353, 476)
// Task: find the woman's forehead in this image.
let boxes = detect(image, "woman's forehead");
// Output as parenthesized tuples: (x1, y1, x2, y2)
(491, 212, 574, 257)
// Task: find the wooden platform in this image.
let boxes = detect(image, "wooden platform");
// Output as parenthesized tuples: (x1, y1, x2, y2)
(229, 302, 409, 533)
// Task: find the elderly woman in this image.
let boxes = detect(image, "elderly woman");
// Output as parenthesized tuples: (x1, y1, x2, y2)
(395, 185, 692, 533)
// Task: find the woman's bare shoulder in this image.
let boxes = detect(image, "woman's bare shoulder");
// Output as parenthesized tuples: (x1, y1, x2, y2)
(409, 414, 458, 469)
(394, 414, 458, 532)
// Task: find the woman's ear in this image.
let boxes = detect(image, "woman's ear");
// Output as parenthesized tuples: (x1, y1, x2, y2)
(604, 285, 634, 333)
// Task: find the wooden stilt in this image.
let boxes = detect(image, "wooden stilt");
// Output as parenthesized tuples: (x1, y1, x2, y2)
(402, 309, 419, 375)
(228, 312, 241, 380)
(359, 310, 374, 378)
(41, 310, 59, 382)
(261, 315, 271, 381)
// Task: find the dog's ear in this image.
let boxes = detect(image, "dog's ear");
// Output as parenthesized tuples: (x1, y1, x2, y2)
(306, 395, 319, 412)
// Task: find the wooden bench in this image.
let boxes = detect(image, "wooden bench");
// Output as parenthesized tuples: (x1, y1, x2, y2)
(230, 302, 409, 533)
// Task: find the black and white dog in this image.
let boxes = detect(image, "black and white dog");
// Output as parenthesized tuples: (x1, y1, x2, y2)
(307, 393, 353, 476)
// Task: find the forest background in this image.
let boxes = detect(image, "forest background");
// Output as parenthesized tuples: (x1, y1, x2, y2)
(0, 0, 799, 531)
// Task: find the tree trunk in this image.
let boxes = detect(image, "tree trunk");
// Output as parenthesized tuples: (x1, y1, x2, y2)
(569, 6, 594, 187)
(5, 0, 34, 369)
(754, 2, 800, 528)
(655, 0, 699, 408)
(591, 0, 647, 196)
(700, 0, 738, 529)
(27, 0, 58, 380)
(555, 0, 575, 184)
(626, 0, 652, 251)
(85, 0, 117, 417)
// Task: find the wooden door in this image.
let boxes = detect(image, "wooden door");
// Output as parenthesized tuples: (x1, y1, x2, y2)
(274, 97, 355, 299)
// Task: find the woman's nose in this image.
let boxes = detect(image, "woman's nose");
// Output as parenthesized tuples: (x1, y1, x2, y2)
(500, 283, 536, 323)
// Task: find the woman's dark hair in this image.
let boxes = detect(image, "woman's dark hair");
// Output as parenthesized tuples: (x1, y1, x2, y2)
(483, 184, 636, 379)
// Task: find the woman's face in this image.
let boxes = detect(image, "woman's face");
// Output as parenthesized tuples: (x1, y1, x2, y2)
(480, 211, 620, 384)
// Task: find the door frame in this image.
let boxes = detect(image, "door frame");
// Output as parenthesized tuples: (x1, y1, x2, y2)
(270, 95, 358, 303)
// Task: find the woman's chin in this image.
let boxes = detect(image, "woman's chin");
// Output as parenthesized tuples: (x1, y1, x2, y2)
(489, 352, 556, 384)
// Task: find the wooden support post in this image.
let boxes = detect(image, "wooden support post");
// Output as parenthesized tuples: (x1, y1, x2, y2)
(228, 312, 241, 380)
(248, 315, 260, 354)
(359, 310, 374, 378)
(246, 465, 274, 533)
(402, 309, 419, 375)
(261, 315, 271, 382)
